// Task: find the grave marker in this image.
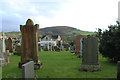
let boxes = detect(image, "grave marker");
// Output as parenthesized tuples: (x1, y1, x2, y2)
(75, 35, 84, 55)
(22, 61, 34, 79)
(80, 35, 100, 72)
(6, 37, 13, 52)
(19, 19, 42, 69)
(0, 32, 7, 53)
(117, 61, 120, 80)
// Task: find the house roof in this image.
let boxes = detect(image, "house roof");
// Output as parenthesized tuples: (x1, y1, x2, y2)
(41, 35, 47, 39)
(51, 35, 59, 39)
(6, 34, 21, 38)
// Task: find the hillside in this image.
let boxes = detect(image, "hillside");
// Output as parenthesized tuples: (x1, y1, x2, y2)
(38, 26, 94, 35)
(39, 26, 77, 35)
(6, 26, 94, 36)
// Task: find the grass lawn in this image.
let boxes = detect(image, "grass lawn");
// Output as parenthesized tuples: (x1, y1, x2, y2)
(2, 51, 117, 78)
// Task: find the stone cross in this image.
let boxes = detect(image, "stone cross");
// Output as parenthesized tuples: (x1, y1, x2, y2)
(22, 61, 34, 79)
(6, 37, 13, 52)
(0, 32, 7, 53)
(80, 35, 100, 72)
(19, 19, 42, 69)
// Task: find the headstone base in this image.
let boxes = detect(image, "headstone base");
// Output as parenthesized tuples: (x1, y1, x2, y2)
(80, 64, 101, 72)
(0, 58, 7, 67)
(19, 61, 42, 70)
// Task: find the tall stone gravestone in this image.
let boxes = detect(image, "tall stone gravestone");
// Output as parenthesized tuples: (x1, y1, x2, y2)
(75, 35, 84, 55)
(80, 35, 100, 72)
(6, 37, 13, 52)
(19, 19, 42, 69)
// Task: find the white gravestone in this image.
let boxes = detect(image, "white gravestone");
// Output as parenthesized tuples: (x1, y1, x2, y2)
(22, 61, 34, 79)
(0, 32, 7, 53)
(118, 1, 120, 23)
(80, 38, 83, 56)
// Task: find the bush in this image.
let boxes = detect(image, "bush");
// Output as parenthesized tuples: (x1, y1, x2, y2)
(99, 24, 120, 62)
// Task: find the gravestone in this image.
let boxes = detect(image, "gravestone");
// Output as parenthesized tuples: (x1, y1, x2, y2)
(0, 53, 4, 67)
(19, 19, 42, 69)
(117, 61, 120, 80)
(80, 38, 83, 56)
(0, 50, 10, 66)
(14, 44, 21, 56)
(38, 44, 41, 52)
(80, 35, 100, 72)
(6, 37, 13, 52)
(62, 46, 64, 51)
(3, 50, 10, 64)
(75, 35, 84, 55)
(0, 32, 7, 53)
(118, 1, 120, 23)
(22, 61, 34, 79)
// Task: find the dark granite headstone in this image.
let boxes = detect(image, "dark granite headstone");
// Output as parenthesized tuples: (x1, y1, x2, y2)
(80, 35, 100, 72)
(117, 61, 120, 80)
(14, 45, 21, 56)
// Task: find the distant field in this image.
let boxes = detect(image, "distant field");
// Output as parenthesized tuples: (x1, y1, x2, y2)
(6, 32, 21, 34)
(67, 30, 95, 35)
(2, 51, 117, 78)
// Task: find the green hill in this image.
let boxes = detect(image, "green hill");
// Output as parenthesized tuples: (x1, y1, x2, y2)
(39, 26, 94, 36)
(6, 26, 95, 36)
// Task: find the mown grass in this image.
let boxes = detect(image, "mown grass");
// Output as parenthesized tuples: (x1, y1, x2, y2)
(2, 51, 117, 78)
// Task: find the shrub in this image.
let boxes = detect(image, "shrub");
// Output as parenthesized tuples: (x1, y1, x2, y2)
(99, 24, 120, 62)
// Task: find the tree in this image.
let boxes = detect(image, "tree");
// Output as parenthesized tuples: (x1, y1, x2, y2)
(99, 22, 120, 62)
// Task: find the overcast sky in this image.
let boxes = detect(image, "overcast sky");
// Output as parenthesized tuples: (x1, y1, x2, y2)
(0, 0, 119, 32)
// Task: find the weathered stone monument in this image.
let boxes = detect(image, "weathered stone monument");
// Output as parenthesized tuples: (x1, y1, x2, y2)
(14, 44, 21, 56)
(3, 50, 10, 64)
(75, 35, 84, 55)
(6, 37, 13, 52)
(19, 19, 42, 69)
(22, 61, 34, 79)
(0, 32, 10, 67)
(80, 35, 100, 72)
(0, 32, 7, 53)
(0, 50, 10, 66)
